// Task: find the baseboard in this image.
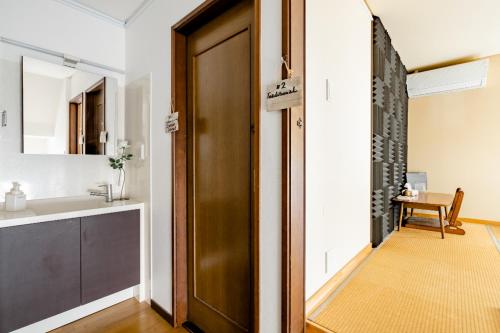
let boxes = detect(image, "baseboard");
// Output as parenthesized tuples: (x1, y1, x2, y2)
(414, 213, 500, 226)
(305, 244, 372, 317)
(457, 217, 500, 226)
(183, 321, 205, 333)
(150, 299, 174, 326)
(306, 320, 336, 333)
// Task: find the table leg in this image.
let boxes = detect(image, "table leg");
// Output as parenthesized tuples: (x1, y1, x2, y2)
(444, 206, 449, 219)
(438, 207, 445, 239)
(398, 202, 405, 231)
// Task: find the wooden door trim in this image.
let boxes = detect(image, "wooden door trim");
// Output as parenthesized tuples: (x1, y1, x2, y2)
(170, 0, 260, 331)
(282, 0, 305, 332)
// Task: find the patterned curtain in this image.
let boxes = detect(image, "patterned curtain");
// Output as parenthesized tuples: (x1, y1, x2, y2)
(372, 17, 409, 247)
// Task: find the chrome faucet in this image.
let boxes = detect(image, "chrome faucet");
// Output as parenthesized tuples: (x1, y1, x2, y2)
(90, 184, 113, 202)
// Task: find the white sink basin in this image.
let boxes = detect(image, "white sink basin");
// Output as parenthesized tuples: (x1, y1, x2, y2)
(29, 196, 120, 215)
(0, 196, 142, 228)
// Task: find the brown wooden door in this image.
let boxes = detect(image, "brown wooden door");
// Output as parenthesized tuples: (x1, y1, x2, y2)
(68, 93, 84, 154)
(186, 2, 253, 332)
(84, 79, 105, 155)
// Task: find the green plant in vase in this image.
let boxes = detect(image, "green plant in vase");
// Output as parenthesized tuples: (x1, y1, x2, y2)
(109, 144, 133, 200)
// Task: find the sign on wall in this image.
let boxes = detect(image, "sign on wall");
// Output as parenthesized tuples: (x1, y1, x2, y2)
(165, 112, 179, 133)
(266, 76, 303, 111)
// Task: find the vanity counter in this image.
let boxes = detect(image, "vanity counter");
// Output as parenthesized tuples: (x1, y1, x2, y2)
(0, 196, 144, 228)
(0, 196, 147, 333)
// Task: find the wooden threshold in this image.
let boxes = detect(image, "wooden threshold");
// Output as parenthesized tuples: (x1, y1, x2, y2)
(306, 320, 336, 333)
(305, 244, 372, 317)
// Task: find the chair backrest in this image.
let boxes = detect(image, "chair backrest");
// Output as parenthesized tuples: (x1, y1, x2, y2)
(447, 188, 464, 224)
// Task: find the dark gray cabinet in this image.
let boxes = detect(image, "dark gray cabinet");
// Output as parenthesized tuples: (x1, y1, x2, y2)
(0, 219, 81, 333)
(81, 210, 140, 304)
(0, 209, 140, 333)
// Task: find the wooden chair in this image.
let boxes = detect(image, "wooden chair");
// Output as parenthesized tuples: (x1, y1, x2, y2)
(406, 188, 465, 235)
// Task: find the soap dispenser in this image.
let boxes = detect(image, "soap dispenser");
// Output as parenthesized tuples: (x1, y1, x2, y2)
(5, 182, 27, 212)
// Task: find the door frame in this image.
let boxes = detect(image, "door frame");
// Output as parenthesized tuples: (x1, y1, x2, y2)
(170, 0, 260, 331)
(281, 0, 306, 332)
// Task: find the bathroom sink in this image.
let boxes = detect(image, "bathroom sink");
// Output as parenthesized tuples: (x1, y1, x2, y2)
(0, 196, 141, 225)
(29, 196, 118, 215)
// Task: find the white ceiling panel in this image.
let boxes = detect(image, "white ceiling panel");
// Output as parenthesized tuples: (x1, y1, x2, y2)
(366, 0, 500, 71)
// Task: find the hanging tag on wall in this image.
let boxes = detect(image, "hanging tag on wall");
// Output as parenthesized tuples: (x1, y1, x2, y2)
(266, 76, 303, 111)
(165, 112, 179, 133)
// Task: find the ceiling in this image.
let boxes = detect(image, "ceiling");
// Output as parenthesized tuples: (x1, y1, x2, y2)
(71, 0, 148, 22)
(366, 0, 500, 71)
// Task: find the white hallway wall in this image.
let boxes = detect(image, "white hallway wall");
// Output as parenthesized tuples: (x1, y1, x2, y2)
(125, 0, 282, 331)
(305, 0, 372, 298)
(0, 0, 124, 70)
(0, 0, 125, 201)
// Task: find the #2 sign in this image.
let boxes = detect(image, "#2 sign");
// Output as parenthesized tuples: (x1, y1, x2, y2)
(266, 76, 303, 111)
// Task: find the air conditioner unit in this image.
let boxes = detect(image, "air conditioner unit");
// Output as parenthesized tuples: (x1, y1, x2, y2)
(406, 59, 489, 98)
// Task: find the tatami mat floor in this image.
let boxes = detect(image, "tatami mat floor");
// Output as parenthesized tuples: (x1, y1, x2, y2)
(310, 223, 500, 333)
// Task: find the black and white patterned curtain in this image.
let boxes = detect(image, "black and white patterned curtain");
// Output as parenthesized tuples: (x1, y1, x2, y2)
(372, 17, 409, 247)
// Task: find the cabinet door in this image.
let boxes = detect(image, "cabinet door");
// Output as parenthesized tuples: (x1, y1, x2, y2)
(81, 210, 140, 304)
(0, 219, 81, 333)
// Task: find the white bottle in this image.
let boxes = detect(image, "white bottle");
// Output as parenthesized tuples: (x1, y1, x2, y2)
(5, 182, 27, 212)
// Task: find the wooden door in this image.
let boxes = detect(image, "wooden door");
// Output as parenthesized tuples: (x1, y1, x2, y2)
(77, 101, 84, 154)
(186, 2, 253, 332)
(68, 93, 84, 154)
(84, 79, 105, 155)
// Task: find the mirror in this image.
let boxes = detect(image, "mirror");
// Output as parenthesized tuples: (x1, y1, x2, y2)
(22, 56, 117, 155)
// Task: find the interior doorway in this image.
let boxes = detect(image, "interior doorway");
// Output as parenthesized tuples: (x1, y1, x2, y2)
(67, 78, 106, 155)
(84, 79, 106, 155)
(68, 93, 83, 154)
(170, 0, 260, 332)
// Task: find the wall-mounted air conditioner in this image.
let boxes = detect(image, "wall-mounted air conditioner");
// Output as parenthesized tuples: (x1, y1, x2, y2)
(406, 59, 489, 98)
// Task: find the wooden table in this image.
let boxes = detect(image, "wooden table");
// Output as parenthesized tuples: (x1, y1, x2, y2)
(393, 192, 454, 239)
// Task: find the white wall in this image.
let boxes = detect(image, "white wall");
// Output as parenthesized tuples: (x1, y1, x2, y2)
(0, 0, 125, 201)
(125, 74, 152, 301)
(68, 71, 102, 100)
(125, 0, 283, 331)
(23, 73, 66, 137)
(305, 0, 372, 298)
(409, 54, 500, 222)
(0, 0, 125, 70)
